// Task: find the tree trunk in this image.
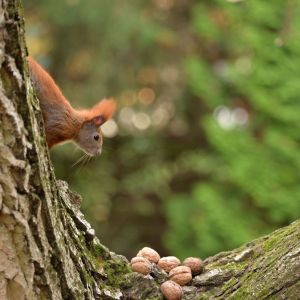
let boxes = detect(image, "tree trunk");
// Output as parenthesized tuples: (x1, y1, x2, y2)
(0, 1, 299, 299)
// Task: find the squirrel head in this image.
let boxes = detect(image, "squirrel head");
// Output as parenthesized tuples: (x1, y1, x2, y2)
(75, 99, 116, 156)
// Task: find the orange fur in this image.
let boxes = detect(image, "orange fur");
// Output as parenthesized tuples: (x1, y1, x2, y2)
(27, 56, 116, 149)
(88, 99, 117, 126)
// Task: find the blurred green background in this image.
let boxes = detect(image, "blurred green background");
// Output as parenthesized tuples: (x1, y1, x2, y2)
(24, 0, 300, 259)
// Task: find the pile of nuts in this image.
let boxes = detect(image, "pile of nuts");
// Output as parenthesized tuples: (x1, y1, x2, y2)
(130, 247, 203, 300)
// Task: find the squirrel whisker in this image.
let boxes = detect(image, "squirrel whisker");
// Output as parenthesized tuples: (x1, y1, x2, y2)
(72, 153, 87, 168)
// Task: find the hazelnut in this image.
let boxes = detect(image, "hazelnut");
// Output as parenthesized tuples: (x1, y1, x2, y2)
(160, 280, 182, 300)
(137, 247, 160, 263)
(158, 256, 181, 273)
(130, 257, 151, 275)
(182, 257, 203, 275)
(169, 266, 192, 286)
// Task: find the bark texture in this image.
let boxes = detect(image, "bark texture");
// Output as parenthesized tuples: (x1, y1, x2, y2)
(184, 220, 300, 299)
(0, 1, 299, 300)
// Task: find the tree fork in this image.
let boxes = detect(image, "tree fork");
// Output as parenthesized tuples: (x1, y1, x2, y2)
(0, 1, 299, 299)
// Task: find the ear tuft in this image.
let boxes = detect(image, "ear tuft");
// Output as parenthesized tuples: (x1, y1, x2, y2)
(89, 98, 117, 126)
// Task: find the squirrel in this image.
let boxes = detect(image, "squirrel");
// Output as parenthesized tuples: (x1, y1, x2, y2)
(27, 56, 116, 156)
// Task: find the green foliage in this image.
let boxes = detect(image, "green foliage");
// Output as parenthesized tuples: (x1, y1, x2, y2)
(169, 0, 300, 257)
(25, 0, 300, 259)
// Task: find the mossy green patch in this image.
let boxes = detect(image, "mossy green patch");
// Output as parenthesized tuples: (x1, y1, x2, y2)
(103, 256, 131, 287)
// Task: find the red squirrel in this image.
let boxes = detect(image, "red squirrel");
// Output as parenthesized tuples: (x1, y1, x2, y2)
(27, 56, 116, 156)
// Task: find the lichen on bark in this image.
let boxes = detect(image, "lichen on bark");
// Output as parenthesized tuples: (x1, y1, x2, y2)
(184, 219, 300, 300)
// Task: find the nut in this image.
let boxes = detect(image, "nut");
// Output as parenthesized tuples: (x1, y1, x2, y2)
(160, 280, 182, 300)
(169, 266, 192, 286)
(158, 256, 181, 273)
(182, 257, 203, 275)
(137, 247, 160, 263)
(130, 257, 151, 275)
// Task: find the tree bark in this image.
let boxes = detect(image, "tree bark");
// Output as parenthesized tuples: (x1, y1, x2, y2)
(0, 1, 299, 300)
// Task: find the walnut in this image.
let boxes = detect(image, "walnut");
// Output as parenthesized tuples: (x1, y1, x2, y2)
(169, 266, 192, 286)
(137, 247, 160, 263)
(160, 280, 183, 300)
(130, 257, 151, 275)
(182, 257, 203, 275)
(158, 256, 181, 273)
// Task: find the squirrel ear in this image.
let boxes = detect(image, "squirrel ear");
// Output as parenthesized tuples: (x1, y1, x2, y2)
(89, 98, 116, 127)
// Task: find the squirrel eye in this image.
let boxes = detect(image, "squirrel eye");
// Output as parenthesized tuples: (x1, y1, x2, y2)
(93, 134, 100, 141)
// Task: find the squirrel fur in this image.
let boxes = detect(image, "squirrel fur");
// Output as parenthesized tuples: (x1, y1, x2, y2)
(27, 56, 116, 156)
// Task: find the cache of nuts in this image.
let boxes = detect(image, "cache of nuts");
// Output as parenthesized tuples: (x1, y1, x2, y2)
(130, 246, 204, 300)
